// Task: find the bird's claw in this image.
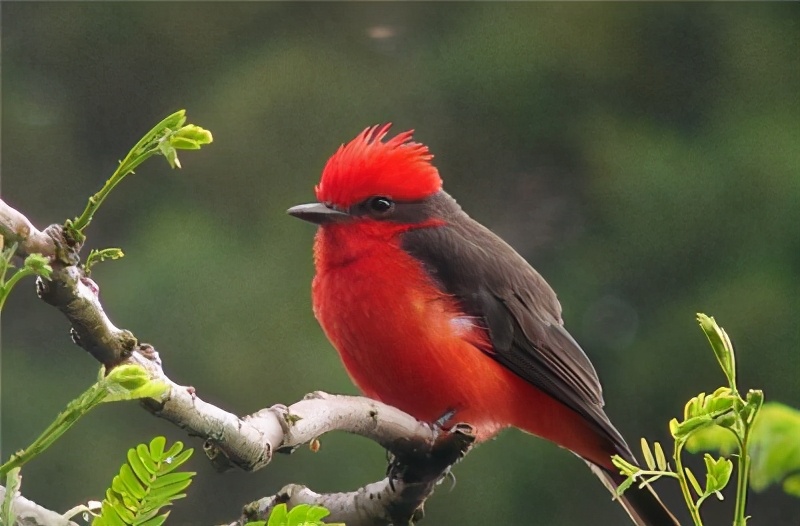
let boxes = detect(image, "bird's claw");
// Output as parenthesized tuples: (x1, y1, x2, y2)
(438, 466, 457, 491)
(428, 408, 458, 441)
(386, 453, 404, 491)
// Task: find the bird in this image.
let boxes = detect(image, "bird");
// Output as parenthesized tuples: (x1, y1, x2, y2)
(287, 124, 678, 526)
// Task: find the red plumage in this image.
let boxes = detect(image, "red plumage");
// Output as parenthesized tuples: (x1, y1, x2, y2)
(290, 125, 678, 526)
(315, 124, 441, 208)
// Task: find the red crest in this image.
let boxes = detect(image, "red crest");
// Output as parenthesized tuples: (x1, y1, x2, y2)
(315, 124, 442, 208)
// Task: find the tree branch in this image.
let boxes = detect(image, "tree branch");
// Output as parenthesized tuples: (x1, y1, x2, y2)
(233, 423, 474, 526)
(0, 200, 56, 258)
(0, 486, 78, 526)
(0, 198, 475, 525)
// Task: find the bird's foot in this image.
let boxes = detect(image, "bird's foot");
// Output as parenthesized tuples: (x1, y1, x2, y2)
(427, 408, 458, 441)
(434, 408, 458, 428)
(386, 452, 405, 492)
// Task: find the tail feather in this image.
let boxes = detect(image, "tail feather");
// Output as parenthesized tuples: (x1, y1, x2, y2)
(586, 461, 680, 526)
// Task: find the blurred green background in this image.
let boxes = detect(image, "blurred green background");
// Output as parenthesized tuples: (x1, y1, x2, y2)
(2, 3, 798, 525)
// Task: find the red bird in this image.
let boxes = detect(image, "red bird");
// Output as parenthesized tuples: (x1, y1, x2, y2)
(288, 125, 678, 526)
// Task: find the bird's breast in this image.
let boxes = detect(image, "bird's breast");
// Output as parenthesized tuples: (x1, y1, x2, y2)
(311, 227, 516, 438)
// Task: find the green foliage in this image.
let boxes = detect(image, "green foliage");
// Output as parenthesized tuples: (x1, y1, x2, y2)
(100, 364, 169, 403)
(0, 365, 168, 476)
(244, 503, 343, 526)
(90, 437, 195, 526)
(612, 314, 783, 526)
(85, 247, 125, 276)
(66, 109, 213, 242)
(688, 402, 800, 498)
(0, 110, 211, 524)
(0, 241, 52, 311)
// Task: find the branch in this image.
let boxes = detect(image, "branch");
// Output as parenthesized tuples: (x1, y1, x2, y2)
(0, 198, 476, 525)
(0, 486, 78, 526)
(233, 423, 474, 526)
(0, 200, 56, 258)
(134, 347, 475, 524)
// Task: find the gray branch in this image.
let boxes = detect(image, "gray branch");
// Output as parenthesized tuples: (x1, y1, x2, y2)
(0, 486, 78, 526)
(0, 200, 56, 257)
(0, 198, 475, 525)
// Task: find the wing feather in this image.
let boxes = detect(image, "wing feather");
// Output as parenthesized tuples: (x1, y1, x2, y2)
(401, 192, 628, 453)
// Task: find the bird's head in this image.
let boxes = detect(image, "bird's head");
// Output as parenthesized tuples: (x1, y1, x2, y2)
(288, 124, 444, 226)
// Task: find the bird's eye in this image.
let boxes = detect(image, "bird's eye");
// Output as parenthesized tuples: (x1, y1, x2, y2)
(367, 196, 394, 216)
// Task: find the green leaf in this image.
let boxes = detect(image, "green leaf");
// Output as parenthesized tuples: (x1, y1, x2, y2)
(672, 414, 715, 439)
(169, 137, 202, 150)
(157, 449, 193, 476)
(704, 454, 733, 494)
(137, 444, 159, 474)
(85, 248, 124, 275)
(612, 455, 640, 477)
(130, 507, 161, 524)
(267, 503, 289, 526)
(783, 474, 800, 498)
(669, 418, 680, 438)
(173, 124, 213, 144)
(697, 313, 736, 389)
(96, 501, 126, 526)
(684, 392, 704, 420)
(105, 365, 150, 393)
(747, 402, 800, 495)
(137, 515, 168, 526)
(149, 436, 166, 461)
(304, 505, 330, 522)
(285, 503, 332, 525)
(615, 476, 636, 497)
(119, 464, 146, 499)
(110, 499, 135, 524)
(685, 467, 703, 497)
(127, 448, 153, 482)
(161, 441, 184, 461)
(146, 478, 192, 501)
(147, 110, 187, 138)
(705, 387, 736, 414)
(125, 379, 168, 402)
(641, 438, 655, 470)
(653, 441, 668, 471)
(23, 253, 53, 279)
(286, 503, 310, 524)
(683, 387, 735, 421)
(149, 471, 195, 489)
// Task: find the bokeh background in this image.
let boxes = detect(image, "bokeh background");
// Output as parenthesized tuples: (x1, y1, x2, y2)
(2, 3, 798, 525)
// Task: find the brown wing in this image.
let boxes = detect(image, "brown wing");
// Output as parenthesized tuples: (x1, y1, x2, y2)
(400, 192, 630, 456)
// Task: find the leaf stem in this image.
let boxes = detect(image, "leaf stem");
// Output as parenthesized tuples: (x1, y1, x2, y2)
(0, 383, 108, 476)
(732, 433, 750, 526)
(674, 439, 704, 526)
(0, 266, 35, 311)
(69, 110, 188, 236)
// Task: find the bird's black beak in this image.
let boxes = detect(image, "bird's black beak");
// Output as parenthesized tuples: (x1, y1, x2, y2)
(287, 202, 350, 225)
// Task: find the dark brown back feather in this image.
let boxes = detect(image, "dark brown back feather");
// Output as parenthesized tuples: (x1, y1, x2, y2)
(400, 191, 632, 461)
